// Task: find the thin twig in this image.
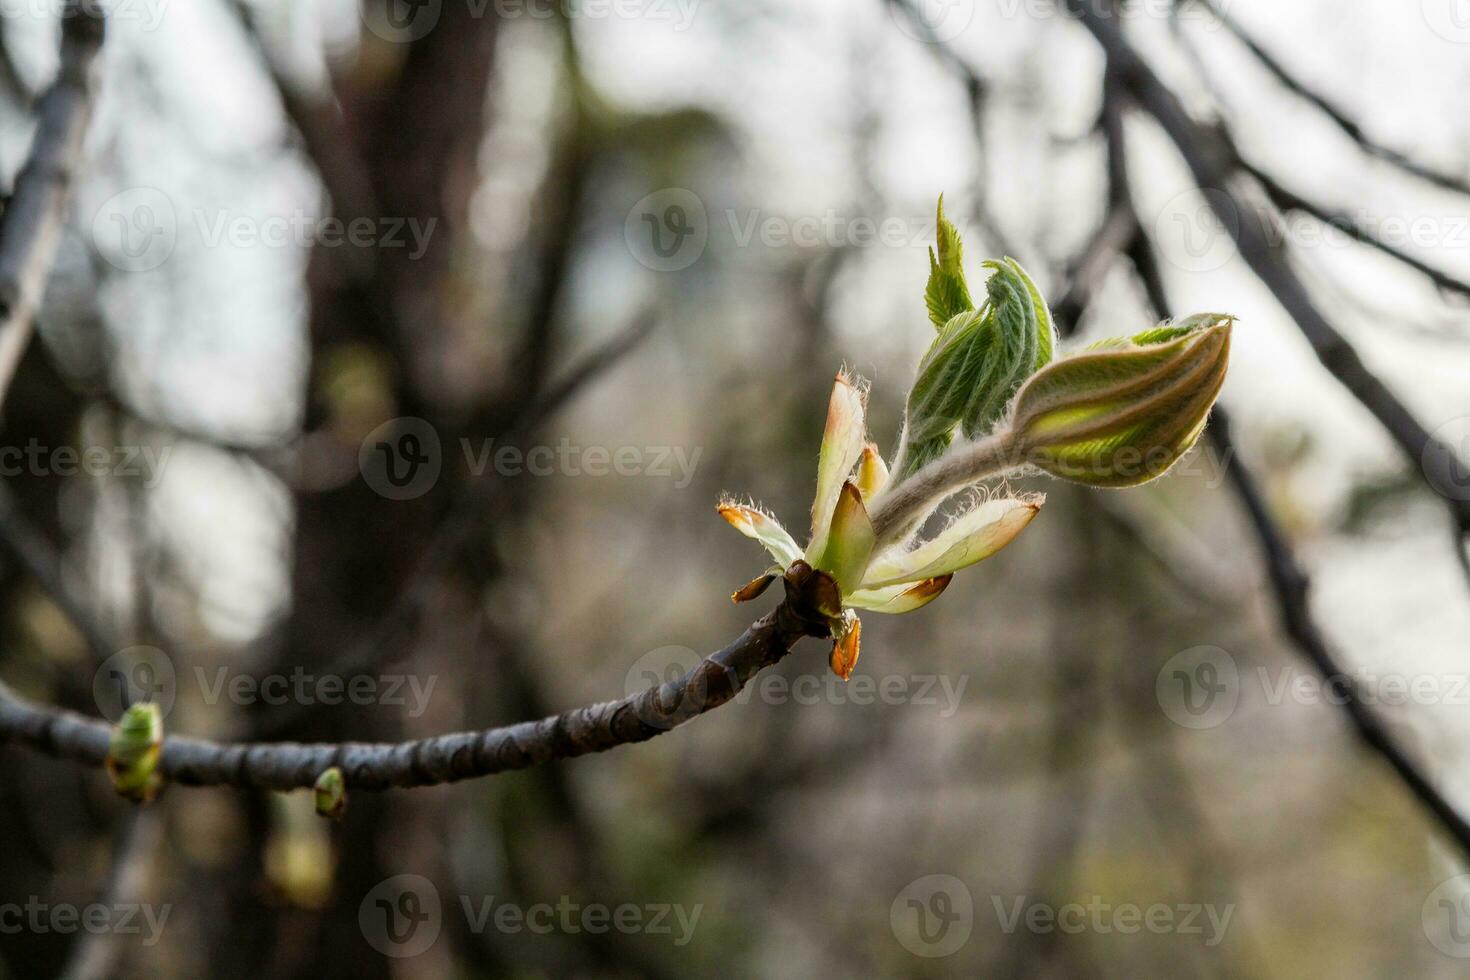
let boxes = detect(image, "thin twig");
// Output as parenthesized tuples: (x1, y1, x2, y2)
(0, 483, 115, 665)
(58, 808, 165, 980)
(1118, 161, 1470, 864)
(0, 18, 37, 109)
(1208, 408, 1470, 862)
(885, 0, 1025, 260)
(1182, 0, 1470, 198)
(0, 5, 105, 407)
(1240, 160, 1470, 302)
(1064, 0, 1470, 557)
(225, 0, 378, 267)
(1052, 61, 1141, 335)
(0, 597, 827, 791)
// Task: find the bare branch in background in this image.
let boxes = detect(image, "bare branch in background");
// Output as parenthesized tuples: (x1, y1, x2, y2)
(1208, 407, 1470, 861)
(0, 5, 104, 408)
(0, 18, 37, 109)
(1016, 17, 1470, 866)
(1181, 0, 1470, 197)
(1063, 0, 1470, 561)
(1240, 159, 1470, 303)
(1118, 160, 1470, 865)
(0, 483, 115, 666)
(884, 0, 1022, 258)
(224, 0, 379, 268)
(57, 809, 164, 980)
(1052, 63, 1139, 332)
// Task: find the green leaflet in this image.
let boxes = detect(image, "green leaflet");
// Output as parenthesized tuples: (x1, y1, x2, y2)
(924, 196, 973, 329)
(963, 258, 1055, 440)
(896, 306, 986, 480)
(894, 250, 1057, 480)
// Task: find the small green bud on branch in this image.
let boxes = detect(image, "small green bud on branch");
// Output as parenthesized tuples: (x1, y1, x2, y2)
(314, 766, 347, 821)
(107, 702, 163, 803)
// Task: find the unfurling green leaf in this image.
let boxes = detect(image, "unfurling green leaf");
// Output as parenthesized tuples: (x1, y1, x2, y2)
(965, 257, 1055, 438)
(845, 575, 952, 613)
(107, 702, 163, 802)
(1011, 314, 1233, 488)
(894, 256, 1055, 481)
(924, 195, 973, 328)
(895, 307, 984, 480)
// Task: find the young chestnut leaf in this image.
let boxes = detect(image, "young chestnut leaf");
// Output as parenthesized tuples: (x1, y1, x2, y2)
(1010, 314, 1232, 488)
(924, 195, 973, 328)
(894, 258, 1055, 481)
(962, 258, 1056, 440)
(856, 444, 888, 502)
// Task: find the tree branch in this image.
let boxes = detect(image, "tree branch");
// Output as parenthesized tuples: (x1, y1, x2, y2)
(1064, 1, 1470, 552)
(1208, 408, 1470, 862)
(0, 483, 116, 666)
(1117, 160, 1470, 865)
(0, 594, 829, 792)
(0, 17, 37, 109)
(1240, 159, 1470, 302)
(57, 808, 165, 980)
(0, 5, 104, 407)
(1037, 36, 1470, 864)
(1182, 0, 1470, 198)
(224, 0, 378, 260)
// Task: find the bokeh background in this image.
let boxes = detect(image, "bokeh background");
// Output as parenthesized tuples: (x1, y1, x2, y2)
(1, 0, 1469, 976)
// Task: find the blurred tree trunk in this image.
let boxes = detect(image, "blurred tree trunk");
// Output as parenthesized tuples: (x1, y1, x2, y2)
(210, 7, 504, 977)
